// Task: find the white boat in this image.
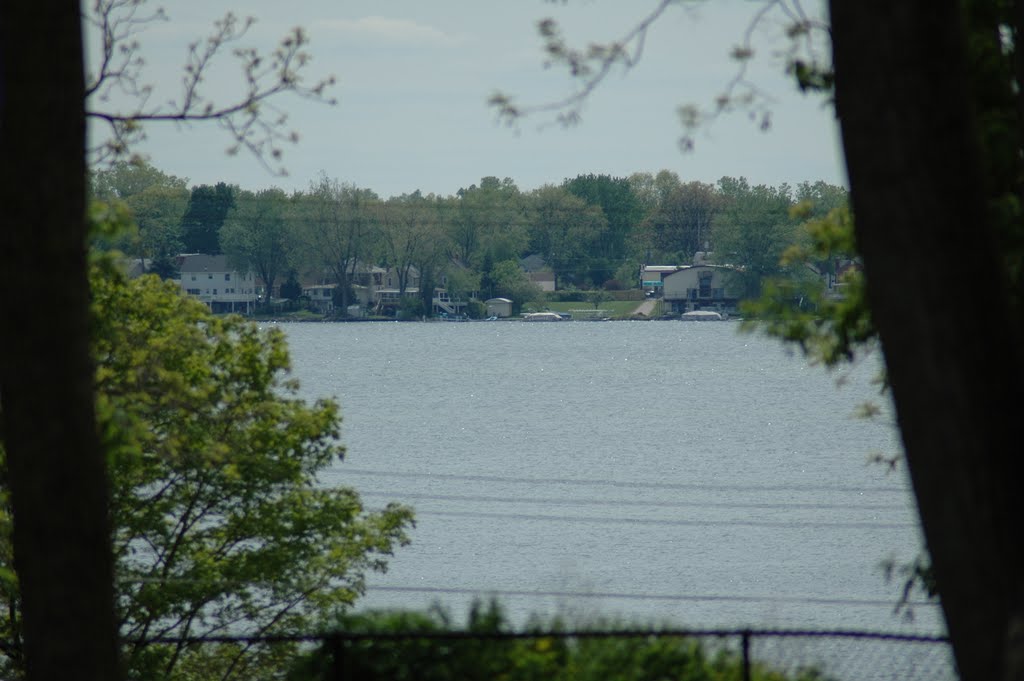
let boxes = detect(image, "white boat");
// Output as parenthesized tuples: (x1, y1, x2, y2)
(522, 311, 564, 322)
(680, 310, 725, 321)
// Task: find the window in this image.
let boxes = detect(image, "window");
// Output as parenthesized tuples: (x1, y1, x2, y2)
(225, 273, 231, 281)
(213, 289, 218, 295)
(208, 273, 213, 279)
(187, 288, 200, 295)
(191, 275, 196, 281)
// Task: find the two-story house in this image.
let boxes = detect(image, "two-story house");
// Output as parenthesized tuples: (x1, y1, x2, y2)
(661, 265, 741, 315)
(178, 254, 259, 314)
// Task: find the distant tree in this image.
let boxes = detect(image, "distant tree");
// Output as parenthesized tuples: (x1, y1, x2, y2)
(221, 188, 296, 305)
(448, 177, 528, 267)
(490, 260, 542, 312)
(645, 181, 720, 263)
(280, 270, 303, 301)
(91, 160, 189, 274)
(711, 177, 798, 298)
(526, 185, 606, 286)
(298, 174, 379, 315)
(378, 192, 443, 295)
(562, 174, 643, 282)
(180, 182, 236, 254)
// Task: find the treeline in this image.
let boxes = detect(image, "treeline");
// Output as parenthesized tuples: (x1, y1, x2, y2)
(90, 162, 847, 313)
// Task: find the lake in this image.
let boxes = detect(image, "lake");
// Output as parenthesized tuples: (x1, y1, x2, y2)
(277, 319, 943, 635)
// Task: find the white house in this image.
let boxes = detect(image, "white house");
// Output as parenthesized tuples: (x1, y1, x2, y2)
(661, 265, 741, 314)
(178, 254, 259, 314)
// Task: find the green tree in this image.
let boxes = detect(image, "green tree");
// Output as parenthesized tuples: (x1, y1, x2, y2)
(644, 181, 720, 263)
(1, 2, 336, 679)
(562, 173, 643, 283)
(490, 260, 542, 313)
(221, 188, 296, 306)
(297, 174, 380, 316)
(378, 192, 444, 295)
(526, 185, 606, 286)
(0, 262, 414, 680)
(711, 177, 798, 298)
(181, 183, 236, 255)
(448, 177, 528, 268)
(91, 160, 190, 275)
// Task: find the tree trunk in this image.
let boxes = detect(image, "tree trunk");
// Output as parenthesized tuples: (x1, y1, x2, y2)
(0, 3, 122, 680)
(830, 3, 1024, 681)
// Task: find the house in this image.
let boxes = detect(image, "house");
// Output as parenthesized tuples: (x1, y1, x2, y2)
(528, 271, 556, 292)
(302, 283, 336, 313)
(661, 265, 741, 314)
(485, 297, 513, 318)
(178, 254, 259, 314)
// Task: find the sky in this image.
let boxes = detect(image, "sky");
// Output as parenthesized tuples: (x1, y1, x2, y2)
(86, 0, 845, 199)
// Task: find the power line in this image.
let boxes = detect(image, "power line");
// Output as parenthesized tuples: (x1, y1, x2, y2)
(365, 585, 940, 609)
(406, 509, 915, 530)
(359, 490, 911, 512)
(341, 468, 909, 494)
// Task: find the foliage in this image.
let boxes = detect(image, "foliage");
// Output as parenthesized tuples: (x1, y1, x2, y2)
(289, 601, 827, 681)
(711, 177, 800, 298)
(526, 185, 606, 287)
(221, 188, 296, 304)
(0, 254, 414, 680)
(181, 183, 236, 254)
(562, 174, 643, 281)
(490, 260, 543, 310)
(740, 205, 873, 368)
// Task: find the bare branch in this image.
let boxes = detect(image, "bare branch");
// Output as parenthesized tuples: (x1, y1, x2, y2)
(85, 1, 337, 175)
(490, 0, 832, 152)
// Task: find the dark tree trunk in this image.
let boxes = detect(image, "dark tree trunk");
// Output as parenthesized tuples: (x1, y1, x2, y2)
(0, 3, 122, 680)
(830, 3, 1024, 681)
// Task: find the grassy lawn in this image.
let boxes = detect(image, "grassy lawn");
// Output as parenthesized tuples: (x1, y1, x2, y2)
(539, 300, 644, 318)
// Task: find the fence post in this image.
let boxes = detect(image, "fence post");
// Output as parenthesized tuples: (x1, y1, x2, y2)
(329, 633, 344, 681)
(741, 629, 751, 681)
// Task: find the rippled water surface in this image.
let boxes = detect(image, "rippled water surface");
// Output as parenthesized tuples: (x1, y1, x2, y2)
(276, 320, 940, 634)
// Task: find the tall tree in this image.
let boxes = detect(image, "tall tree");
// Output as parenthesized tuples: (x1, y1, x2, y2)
(711, 177, 798, 298)
(1, 3, 335, 680)
(180, 182, 236, 254)
(831, 3, 1024, 680)
(376, 192, 440, 296)
(448, 177, 527, 267)
(645, 181, 720, 263)
(0, 3, 122, 680)
(526, 185, 606, 286)
(298, 174, 379, 315)
(221, 188, 296, 305)
(562, 173, 643, 284)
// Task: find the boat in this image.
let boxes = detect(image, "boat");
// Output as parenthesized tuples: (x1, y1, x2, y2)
(522, 311, 564, 322)
(680, 310, 725, 321)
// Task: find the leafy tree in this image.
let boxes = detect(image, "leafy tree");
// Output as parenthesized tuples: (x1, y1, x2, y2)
(490, 260, 542, 312)
(1, 2, 336, 679)
(126, 185, 190, 277)
(221, 188, 296, 306)
(711, 177, 798, 298)
(644, 181, 720, 263)
(377, 192, 437, 296)
(526, 185, 606, 286)
(448, 177, 528, 268)
(181, 183, 236, 254)
(296, 174, 380, 315)
(1, 262, 414, 680)
(562, 173, 644, 282)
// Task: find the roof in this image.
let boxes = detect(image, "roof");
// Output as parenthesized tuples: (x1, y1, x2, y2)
(178, 254, 229, 273)
(486, 297, 513, 304)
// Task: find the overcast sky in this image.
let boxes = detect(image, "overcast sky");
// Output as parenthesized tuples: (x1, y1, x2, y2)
(87, 0, 844, 198)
